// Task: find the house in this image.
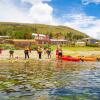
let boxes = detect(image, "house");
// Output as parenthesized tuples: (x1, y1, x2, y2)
(32, 33, 48, 40)
(32, 33, 50, 44)
(32, 33, 68, 45)
(0, 36, 10, 44)
(0, 36, 10, 39)
(96, 42, 100, 47)
(83, 38, 97, 45)
(50, 39, 67, 45)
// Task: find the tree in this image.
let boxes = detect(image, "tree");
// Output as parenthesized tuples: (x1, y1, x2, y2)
(67, 32, 73, 41)
(55, 32, 61, 39)
(24, 33, 32, 39)
(48, 32, 53, 39)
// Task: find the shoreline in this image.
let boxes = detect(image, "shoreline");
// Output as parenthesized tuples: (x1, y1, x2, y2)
(0, 50, 100, 63)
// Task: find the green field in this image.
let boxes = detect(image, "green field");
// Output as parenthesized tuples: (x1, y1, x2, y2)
(51, 45, 100, 51)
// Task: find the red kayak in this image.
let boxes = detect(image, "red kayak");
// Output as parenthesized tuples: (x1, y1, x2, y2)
(57, 55, 100, 62)
(57, 56, 80, 62)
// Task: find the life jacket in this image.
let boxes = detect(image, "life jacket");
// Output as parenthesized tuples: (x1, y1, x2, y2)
(56, 49, 59, 55)
(38, 48, 42, 53)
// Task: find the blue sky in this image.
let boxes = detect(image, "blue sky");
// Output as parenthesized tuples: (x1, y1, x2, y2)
(0, 0, 100, 40)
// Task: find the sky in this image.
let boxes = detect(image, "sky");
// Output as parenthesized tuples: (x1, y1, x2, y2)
(0, 0, 100, 40)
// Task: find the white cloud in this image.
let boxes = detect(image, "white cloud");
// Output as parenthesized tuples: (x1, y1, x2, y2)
(21, 0, 51, 4)
(0, 0, 55, 24)
(60, 13, 100, 40)
(0, 0, 31, 23)
(82, 0, 100, 5)
(28, 3, 54, 24)
(23, 0, 55, 24)
(0, 0, 100, 40)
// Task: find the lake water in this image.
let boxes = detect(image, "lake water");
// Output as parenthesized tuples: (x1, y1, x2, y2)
(0, 60, 100, 100)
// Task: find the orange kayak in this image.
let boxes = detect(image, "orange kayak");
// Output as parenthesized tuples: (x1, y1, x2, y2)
(79, 57, 100, 62)
(80, 57, 97, 61)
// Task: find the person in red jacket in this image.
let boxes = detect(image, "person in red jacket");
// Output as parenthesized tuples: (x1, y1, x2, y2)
(56, 47, 59, 56)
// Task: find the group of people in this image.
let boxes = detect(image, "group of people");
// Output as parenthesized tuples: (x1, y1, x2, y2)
(8, 46, 52, 60)
(0, 45, 63, 60)
(24, 46, 52, 59)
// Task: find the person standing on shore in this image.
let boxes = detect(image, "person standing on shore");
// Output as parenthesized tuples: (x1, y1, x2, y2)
(56, 45, 63, 59)
(37, 46, 42, 59)
(24, 47, 29, 59)
(58, 47, 63, 59)
(9, 48, 14, 59)
(46, 47, 51, 59)
(56, 47, 59, 57)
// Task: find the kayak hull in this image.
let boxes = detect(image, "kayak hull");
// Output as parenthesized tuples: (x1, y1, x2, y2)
(80, 57, 97, 61)
(57, 55, 99, 62)
(57, 56, 80, 62)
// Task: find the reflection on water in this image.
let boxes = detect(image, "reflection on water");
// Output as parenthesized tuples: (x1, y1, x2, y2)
(0, 60, 100, 100)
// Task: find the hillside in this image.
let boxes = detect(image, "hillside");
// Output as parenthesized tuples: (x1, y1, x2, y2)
(0, 22, 88, 39)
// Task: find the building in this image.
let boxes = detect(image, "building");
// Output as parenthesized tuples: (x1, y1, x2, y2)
(0, 36, 10, 39)
(4, 39, 36, 47)
(32, 33, 50, 44)
(0, 36, 10, 44)
(50, 39, 67, 45)
(32, 33, 48, 40)
(83, 38, 97, 45)
(75, 41, 86, 47)
(96, 42, 100, 47)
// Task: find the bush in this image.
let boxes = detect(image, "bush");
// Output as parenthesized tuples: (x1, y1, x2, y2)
(87, 44, 98, 47)
(0, 44, 16, 50)
(43, 44, 49, 49)
(31, 45, 38, 50)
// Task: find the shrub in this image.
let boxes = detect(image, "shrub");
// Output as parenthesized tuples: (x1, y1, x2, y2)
(87, 44, 98, 47)
(0, 44, 16, 50)
(31, 45, 38, 50)
(43, 44, 49, 49)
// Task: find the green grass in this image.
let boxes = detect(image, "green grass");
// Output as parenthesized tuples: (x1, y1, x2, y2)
(63, 46, 100, 51)
(0, 43, 100, 51)
(0, 44, 15, 49)
(51, 45, 100, 51)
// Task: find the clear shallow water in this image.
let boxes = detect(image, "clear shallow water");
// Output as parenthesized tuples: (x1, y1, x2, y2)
(0, 60, 100, 100)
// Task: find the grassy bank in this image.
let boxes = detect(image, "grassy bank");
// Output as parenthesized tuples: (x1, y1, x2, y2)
(0, 43, 100, 51)
(51, 45, 100, 51)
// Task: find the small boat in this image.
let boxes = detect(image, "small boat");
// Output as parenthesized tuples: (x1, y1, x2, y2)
(57, 56, 80, 62)
(79, 57, 99, 62)
(57, 55, 100, 62)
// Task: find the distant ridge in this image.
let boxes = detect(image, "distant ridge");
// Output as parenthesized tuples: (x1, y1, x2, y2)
(0, 22, 88, 39)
